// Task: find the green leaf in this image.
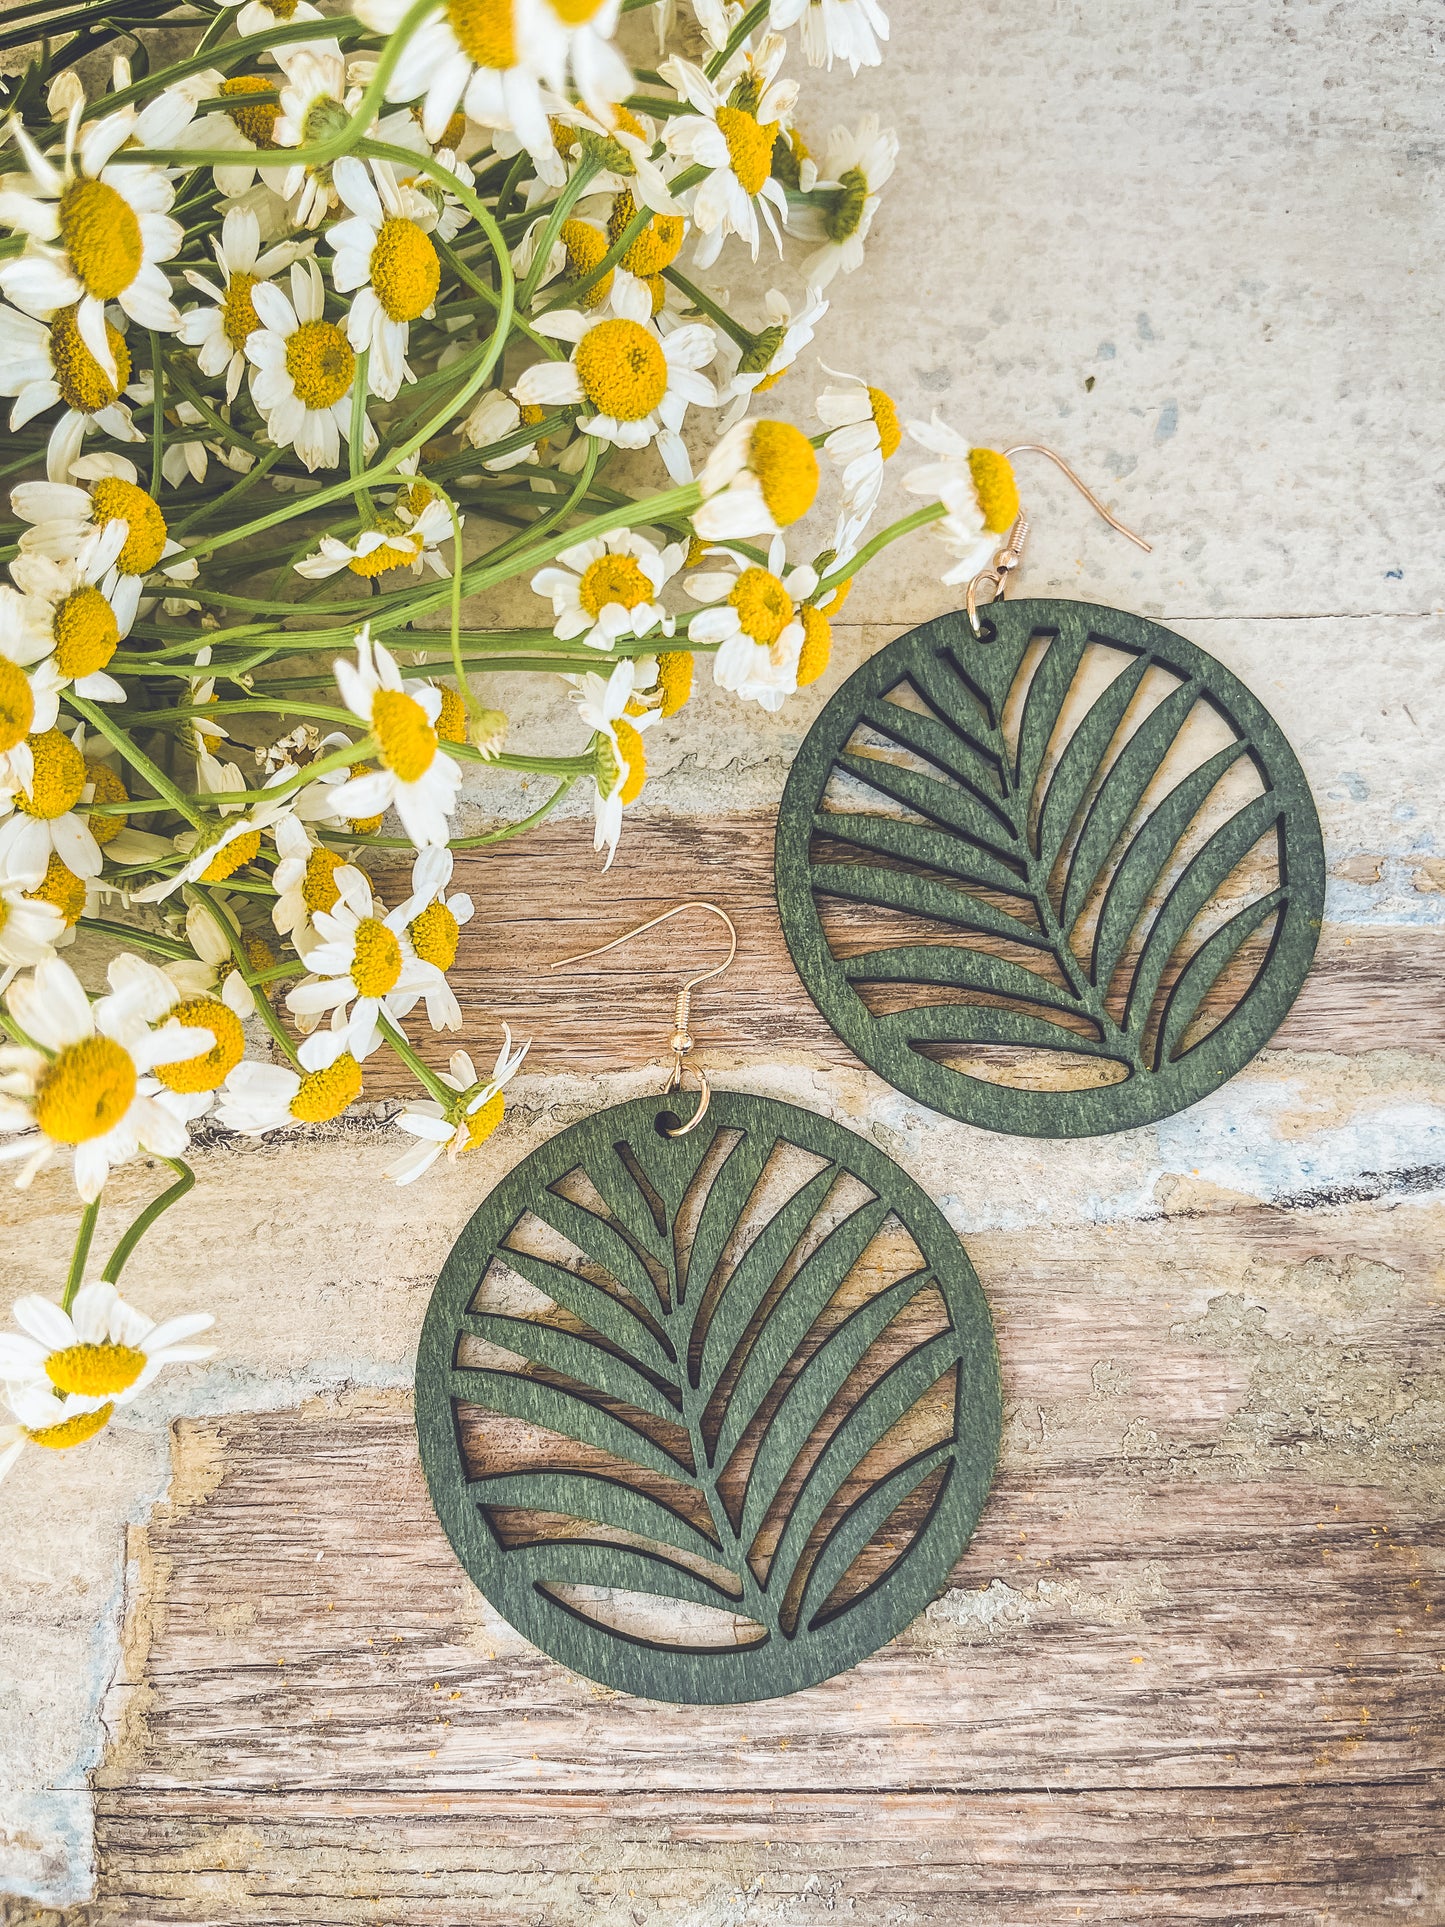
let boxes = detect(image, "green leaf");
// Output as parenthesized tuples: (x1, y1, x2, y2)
(467, 1469, 722, 1564)
(836, 752, 1023, 873)
(449, 1366, 691, 1482)
(809, 859, 1043, 943)
(462, 1311, 681, 1423)
(796, 1444, 953, 1630)
(1155, 884, 1286, 1067)
(1035, 652, 1151, 871)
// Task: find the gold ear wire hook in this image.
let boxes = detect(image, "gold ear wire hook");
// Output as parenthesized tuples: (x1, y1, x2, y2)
(966, 444, 1152, 636)
(550, 902, 738, 1138)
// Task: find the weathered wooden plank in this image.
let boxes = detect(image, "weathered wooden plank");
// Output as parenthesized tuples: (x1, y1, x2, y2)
(356, 815, 1445, 1091)
(90, 1783, 1442, 1925)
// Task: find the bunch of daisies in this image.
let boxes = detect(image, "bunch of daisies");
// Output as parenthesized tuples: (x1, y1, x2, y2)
(0, 0, 1021, 1479)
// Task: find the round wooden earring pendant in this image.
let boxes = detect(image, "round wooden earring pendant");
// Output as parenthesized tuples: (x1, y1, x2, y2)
(415, 1090, 1001, 1704)
(775, 600, 1325, 1138)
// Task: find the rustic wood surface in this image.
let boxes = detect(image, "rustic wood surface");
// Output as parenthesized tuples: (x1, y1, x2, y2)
(3, 0, 1444, 1921)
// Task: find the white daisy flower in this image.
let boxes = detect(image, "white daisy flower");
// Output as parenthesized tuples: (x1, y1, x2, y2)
(0, 300, 143, 483)
(97, 953, 250, 1126)
(459, 389, 545, 469)
(181, 899, 264, 1021)
(0, 955, 213, 1198)
(214, 0, 332, 42)
(903, 415, 1021, 585)
(284, 863, 459, 1060)
(0, 106, 184, 382)
(517, 274, 716, 481)
(384, 1030, 529, 1185)
(0, 723, 104, 883)
(10, 451, 195, 633)
(9, 547, 130, 703)
(269, 814, 353, 959)
(686, 532, 816, 711)
(294, 491, 455, 581)
(552, 103, 681, 217)
(815, 365, 901, 522)
(770, 0, 887, 72)
(325, 157, 442, 401)
(693, 415, 820, 539)
(179, 204, 307, 405)
(245, 258, 373, 473)
(791, 114, 897, 288)
(531, 528, 682, 651)
(0, 589, 63, 796)
(659, 36, 797, 268)
(130, 747, 297, 903)
(271, 50, 365, 228)
(215, 1027, 363, 1136)
(0, 872, 66, 991)
(573, 657, 658, 868)
(0, 1380, 116, 1481)
(358, 0, 629, 156)
(328, 626, 462, 847)
(716, 286, 827, 430)
(169, 71, 290, 201)
(0, 1277, 214, 1407)
(391, 845, 475, 978)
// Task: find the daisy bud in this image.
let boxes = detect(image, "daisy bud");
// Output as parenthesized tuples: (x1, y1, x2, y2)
(469, 708, 508, 760)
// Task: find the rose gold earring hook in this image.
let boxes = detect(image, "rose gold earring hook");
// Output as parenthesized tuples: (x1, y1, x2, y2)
(550, 902, 738, 1137)
(966, 444, 1152, 636)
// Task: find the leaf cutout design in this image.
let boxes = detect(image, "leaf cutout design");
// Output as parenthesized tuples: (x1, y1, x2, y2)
(417, 1091, 1001, 1703)
(776, 599, 1325, 1137)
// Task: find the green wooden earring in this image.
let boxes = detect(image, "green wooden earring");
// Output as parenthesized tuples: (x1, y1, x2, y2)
(775, 471, 1324, 1138)
(415, 908, 1002, 1704)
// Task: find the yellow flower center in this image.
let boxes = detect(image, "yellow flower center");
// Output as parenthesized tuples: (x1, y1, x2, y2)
(795, 604, 832, 686)
(573, 317, 667, 422)
(614, 718, 646, 805)
(59, 179, 142, 300)
(560, 219, 613, 309)
(301, 845, 345, 913)
(25, 1401, 114, 1450)
(153, 997, 246, 1095)
(50, 304, 129, 413)
(549, 0, 606, 19)
(53, 586, 119, 680)
(25, 852, 87, 925)
(16, 728, 86, 820)
(342, 764, 383, 835)
(89, 477, 168, 576)
(612, 105, 646, 141)
(461, 1087, 504, 1152)
(430, 108, 468, 151)
(221, 74, 279, 147)
(350, 916, 402, 997)
(201, 828, 261, 883)
(968, 447, 1021, 534)
(578, 552, 652, 618)
(728, 567, 794, 648)
(34, 1034, 136, 1144)
(715, 105, 778, 197)
(822, 573, 853, 615)
(0, 656, 35, 752)
(446, 0, 516, 68)
(867, 386, 901, 460)
(746, 420, 819, 528)
(370, 216, 439, 323)
(371, 686, 437, 784)
(221, 270, 261, 351)
(654, 649, 692, 716)
(347, 518, 417, 578)
(608, 190, 685, 277)
(86, 759, 127, 846)
(408, 899, 460, 970)
(267, 0, 299, 17)
(435, 684, 467, 743)
(46, 1341, 146, 1397)
(288, 1051, 362, 1122)
(285, 320, 355, 410)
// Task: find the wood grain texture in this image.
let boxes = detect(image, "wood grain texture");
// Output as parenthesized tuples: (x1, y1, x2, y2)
(78, 1197, 1445, 1923)
(361, 812, 1444, 1090)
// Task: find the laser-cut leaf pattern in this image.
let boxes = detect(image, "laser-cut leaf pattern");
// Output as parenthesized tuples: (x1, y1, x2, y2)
(776, 599, 1325, 1138)
(416, 1092, 1001, 1704)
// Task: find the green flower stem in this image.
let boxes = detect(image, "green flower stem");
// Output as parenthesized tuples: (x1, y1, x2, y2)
(186, 886, 302, 1069)
(79, 918, 193, 959)
(813, 500, 948, 598)
(706, 0, 770, 76)
(68, 694, 206, 830)
(200, 736, 376, 809)
(376, 1012, 453, 1108)
(62, 1199, 102, 1314)
(662, 269, 755, 351)
(172, 446, 282, 537)
(435, 237, 562, 359)
(87, 13, 371, 123)
(340, 773, 578, 850)
(349, 349, 374, 522)
(518, 156, 602, 311)
(100, 1160, 195, 1287)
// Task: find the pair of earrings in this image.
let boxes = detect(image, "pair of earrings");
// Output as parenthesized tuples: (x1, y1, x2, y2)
(416, 453, 1325, 1704)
